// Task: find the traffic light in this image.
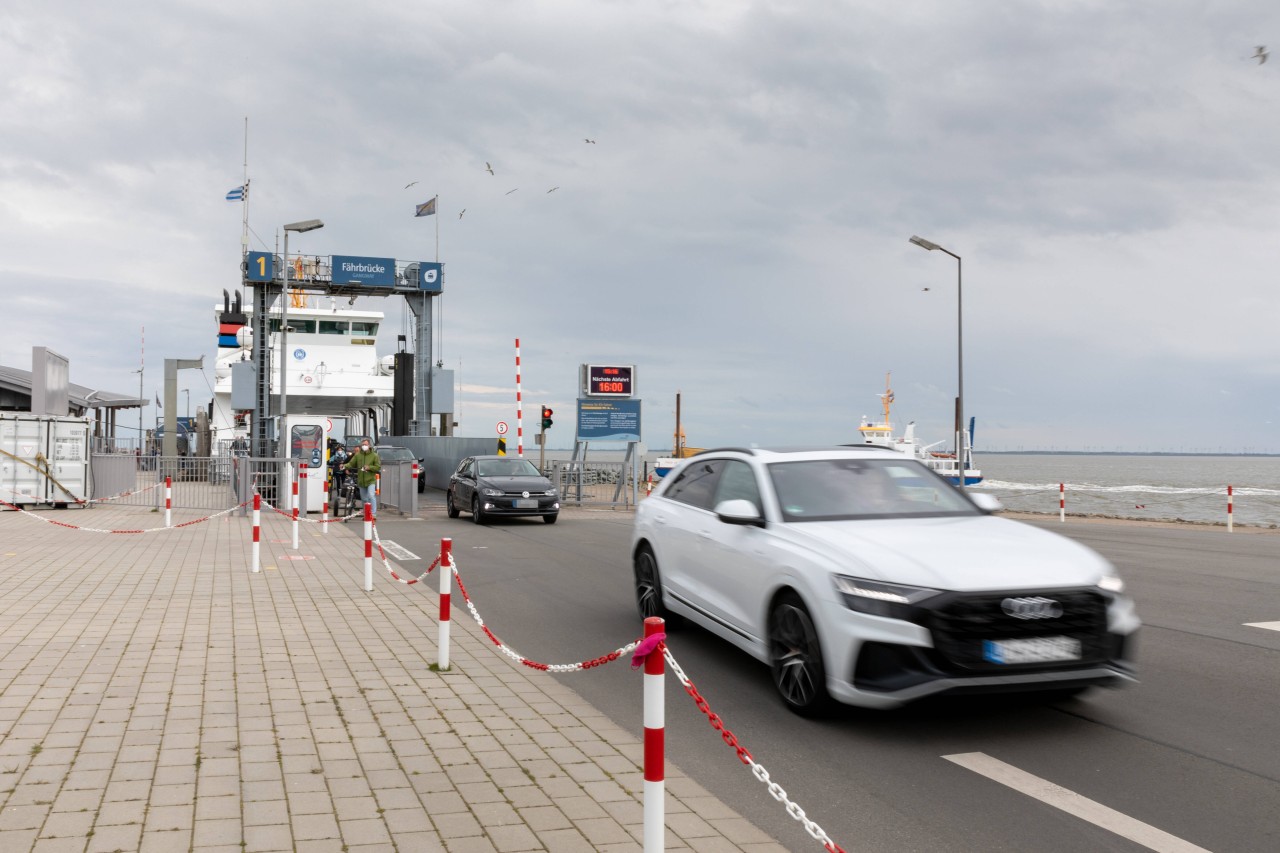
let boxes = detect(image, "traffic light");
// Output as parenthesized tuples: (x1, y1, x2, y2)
(541, 406, 554, 430)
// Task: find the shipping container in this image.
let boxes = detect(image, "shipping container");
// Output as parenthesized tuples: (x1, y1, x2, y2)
(0, 413, 91, 507)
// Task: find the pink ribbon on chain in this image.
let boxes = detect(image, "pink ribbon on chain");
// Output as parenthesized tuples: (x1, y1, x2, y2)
(630, 632, 666, 669)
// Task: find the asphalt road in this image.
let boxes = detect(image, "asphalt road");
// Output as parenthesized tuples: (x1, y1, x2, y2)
(376, 506, 1280, 852)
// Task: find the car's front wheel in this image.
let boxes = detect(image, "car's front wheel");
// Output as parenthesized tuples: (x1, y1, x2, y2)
(769, 593, 832, 716)
(543, 513, 558, 524)
(446, 489, 460, 518)
(471, 495, 486, 525)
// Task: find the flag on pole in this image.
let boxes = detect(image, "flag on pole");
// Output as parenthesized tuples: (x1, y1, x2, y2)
(414, 197, 437, 217)
(155, 392, 162, 410)
(225, 183, 247, 202)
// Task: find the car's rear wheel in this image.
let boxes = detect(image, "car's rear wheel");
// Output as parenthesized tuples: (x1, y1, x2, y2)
(633, 546, 681, 626)
(446, 489, 460, 518)
(769, 593, 833, 716)
(543, 513, 558, 524)
(471, 495, 486, 524)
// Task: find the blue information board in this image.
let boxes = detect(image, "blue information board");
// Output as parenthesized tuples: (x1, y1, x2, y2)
(576, 399, 641, 442)
(331, 255, 396, 287)
(245, 251, 274, 282)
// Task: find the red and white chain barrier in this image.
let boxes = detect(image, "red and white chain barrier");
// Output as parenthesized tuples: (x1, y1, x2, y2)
(445, 550, 641, 672)
(662, 645, 847, 853)
(0, 497, 249, 533)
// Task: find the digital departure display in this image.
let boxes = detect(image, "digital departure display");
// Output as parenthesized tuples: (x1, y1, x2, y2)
(586, 364, 634, 397)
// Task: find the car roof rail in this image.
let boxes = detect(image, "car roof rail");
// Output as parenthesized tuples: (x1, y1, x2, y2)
(690, 447, 757, 457)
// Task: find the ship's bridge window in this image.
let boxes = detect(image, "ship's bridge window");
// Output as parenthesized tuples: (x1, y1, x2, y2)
(267, 319, 316, 334)
(319, 320, 349, 335)
(350, 321, 379, 336)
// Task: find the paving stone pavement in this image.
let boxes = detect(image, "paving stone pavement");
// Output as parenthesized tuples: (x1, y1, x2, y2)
(0, 501, 791, 853)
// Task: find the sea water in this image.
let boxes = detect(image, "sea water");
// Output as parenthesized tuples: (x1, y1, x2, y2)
(543, 448, 1280, 528)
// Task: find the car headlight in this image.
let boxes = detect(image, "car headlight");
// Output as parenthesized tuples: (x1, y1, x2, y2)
(1097, 575, 1125, 593)
(481, 487, 503, 497)
(544, 489, 557, 496)
(833, 575, 941, 619)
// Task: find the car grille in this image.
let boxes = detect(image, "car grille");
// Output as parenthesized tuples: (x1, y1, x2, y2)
(922, 590, 1110, 672)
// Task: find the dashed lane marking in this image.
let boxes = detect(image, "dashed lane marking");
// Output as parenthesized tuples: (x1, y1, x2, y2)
(943, 752, 1212, 853)
(1244, 621, 1280, 632)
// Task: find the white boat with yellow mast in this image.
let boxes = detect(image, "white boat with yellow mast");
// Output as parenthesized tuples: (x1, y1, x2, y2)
(857, 373, 982, 486)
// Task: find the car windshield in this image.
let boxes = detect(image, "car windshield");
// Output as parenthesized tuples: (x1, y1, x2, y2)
(377, 447, 413, 461)
(767, 458, 979, 522)
(477, 459, 541, 478)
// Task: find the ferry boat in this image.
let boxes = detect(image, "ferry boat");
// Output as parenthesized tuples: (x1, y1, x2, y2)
(210, 289, 395, 448)
(856, 374, 982, 486)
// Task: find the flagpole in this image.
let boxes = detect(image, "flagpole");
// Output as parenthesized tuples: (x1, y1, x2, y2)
(240, 117, 250, 304)
(435, 194, 439, 261)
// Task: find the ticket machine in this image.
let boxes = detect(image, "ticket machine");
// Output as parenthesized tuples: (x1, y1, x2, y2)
(280, 414, 332, 512)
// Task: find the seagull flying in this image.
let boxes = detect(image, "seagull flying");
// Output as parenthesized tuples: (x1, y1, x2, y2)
(922, 287, 931, 292)
(458, 209, 465, 219)
(1255, 45, 1269, 64)
(404, 181, 418, 189)
(485, 162, 495, 175)
(547, 187, 559, 193)
(506, 188, 518, 195)
(584, 138, 596, 144)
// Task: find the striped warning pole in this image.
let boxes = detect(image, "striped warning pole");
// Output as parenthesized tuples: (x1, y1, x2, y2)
(363, 502, 374, 592)
(515, 338, 524, 457)
(1059, 482, 1065, 523)
(321, 487, 329, 535)
(164, 476, 172, 528)
(251, 492, 261, 573)
(1228, 485, 1234, 533)
(412, 463, 419, 494)
(439, 538, 453, 670)
(291, 469, 300, 550)
(643, 615, 665, 853)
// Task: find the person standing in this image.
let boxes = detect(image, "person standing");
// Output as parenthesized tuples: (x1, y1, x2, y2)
(345, 439, 382, 519)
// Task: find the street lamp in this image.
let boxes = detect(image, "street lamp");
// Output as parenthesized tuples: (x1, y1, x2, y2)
(909, 235, 966, 488)
(280, 219, 324, 432)
(133, 368, 143, 454)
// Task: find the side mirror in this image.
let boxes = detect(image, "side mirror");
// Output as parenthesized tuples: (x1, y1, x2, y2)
(969, 492, 1003, 512)
(715, 498, 765, 527)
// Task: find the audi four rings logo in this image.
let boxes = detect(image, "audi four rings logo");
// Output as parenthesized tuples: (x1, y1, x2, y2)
(1001, 596, 1063, 620)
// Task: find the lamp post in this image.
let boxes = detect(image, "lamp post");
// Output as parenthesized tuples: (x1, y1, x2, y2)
(280, 219, 325, 437)
(909, 234, 965, 488)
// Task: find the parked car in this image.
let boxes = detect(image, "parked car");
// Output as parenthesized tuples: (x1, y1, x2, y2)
(375, 445, 426, 492)
(631, 446, 1139, 714)
(447, 455, 559, 524)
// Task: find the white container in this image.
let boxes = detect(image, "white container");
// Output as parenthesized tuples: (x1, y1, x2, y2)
(0, 413, 91, 507)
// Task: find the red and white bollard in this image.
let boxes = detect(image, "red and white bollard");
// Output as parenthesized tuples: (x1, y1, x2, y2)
(643, 616, 665, 853)
(412, 463, 419, 494)
(164, 476, 172, 528)
(1228, 485, 1234, 533)
(321, 490, 329, 535)
(251, 492, 261, 573)
(1059, 482, 1065, 523)
(291, 471, 300, 550)
(363, 502, 374, 592)
(646, 472, 654, 497)
(439, 538, 453, 670)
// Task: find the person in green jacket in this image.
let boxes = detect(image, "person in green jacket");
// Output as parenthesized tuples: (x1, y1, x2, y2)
(344, 439, 382, 518)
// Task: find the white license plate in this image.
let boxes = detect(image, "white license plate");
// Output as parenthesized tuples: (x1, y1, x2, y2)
(983, 636, 1081, 665)
(514, 499, 538, 509)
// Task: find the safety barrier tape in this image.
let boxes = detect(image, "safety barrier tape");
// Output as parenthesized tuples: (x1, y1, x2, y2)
(0, 497, 250, 533)
(372, 525, 439, 584)
(446, 556, 640, 672)
(662, 646, 846, 853)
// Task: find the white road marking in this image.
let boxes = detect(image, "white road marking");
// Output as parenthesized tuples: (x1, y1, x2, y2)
(943, 752, 1212, 853)
(1244, 621, 1280, 632)
(377, 540, 420, 561)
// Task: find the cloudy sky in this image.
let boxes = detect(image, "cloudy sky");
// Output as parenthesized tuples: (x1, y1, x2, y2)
(4, 1, 1280, 454)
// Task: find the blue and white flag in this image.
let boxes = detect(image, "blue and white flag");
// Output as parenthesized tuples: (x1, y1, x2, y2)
(414, 197, 437, 217)
(225, 184, 247, 202)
